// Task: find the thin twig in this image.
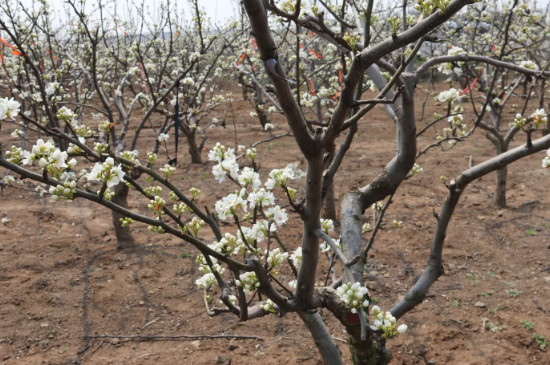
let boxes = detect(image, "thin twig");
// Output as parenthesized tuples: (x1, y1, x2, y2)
(315, 229, 359, 268)
(84, 334, 264, 341)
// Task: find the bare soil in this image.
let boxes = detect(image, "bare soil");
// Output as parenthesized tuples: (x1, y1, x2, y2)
(1, 90, 549, 364)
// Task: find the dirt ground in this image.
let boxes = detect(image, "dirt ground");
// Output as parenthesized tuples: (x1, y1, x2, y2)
(1, 88, 549, 364)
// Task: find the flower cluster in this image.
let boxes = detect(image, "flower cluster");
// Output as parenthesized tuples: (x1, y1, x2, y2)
(13, 139, 77, 179)
(265, 164, 304, 189)
(100, 188, 115, 200)
(183, 217, 205, 236)
(531, 108, 547, 128)
(512, 109, 547, 131)
(542, 149, 550, 168)
(195, 273, 216, 289)
(148, 224, 165, 234)
(415, 0, 451, 17)
(260, 299, 277, 314)
(362, 223, 373, 233)
(195, 252, 225, 291)
(436, 107, 467, 144)
(211, 233, 240, 256)
(215, 189, 248, 220)
(410, 163, 423, 176)
(87, 157, 125, 188)
(119, 150, 140, 165)
(56, 106, 76, 122)
(209, 143, 239, 183)
(236, 272, 260, 293)
(49, 180, 77, 201)
(0, 97, 20, 121)
(238, 167, 261, 189)
(370, 305, 408, 338)
(320, 218, 334, 234)
(159, 164, 176, 179)
(119, 217, 134, 227)
(173, 201, 191, 215)
(265, 205, 288, 226)
(519, 60, 538, 70)
(290, 247, 303, 268)
(265, 248, 289, 275)
(248, 188, 275, 208)
(511, 113, 527, 130)
(436, 88, 461, 104)
(336, 282, 369, 314)
(5, 146, 24, 165)
(148, 196, 166, 216)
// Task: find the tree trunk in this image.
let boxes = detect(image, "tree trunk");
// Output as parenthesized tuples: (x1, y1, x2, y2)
(111, 183, 135, 250)
(340, 192, 391, 364)
(347, 326, 391, 365)
(187, 132, 202, 164)
(486, 133, 508, 208)
(298, 311, 344, 365)
(254, 87, 269, 129)
(323, 182, 337, 221)
(494, 141, 509, 208)
(495, 164, 507, 208)
(322, 143, 337, 221)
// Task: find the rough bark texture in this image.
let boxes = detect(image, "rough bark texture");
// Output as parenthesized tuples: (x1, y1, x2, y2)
(494, 141, 509, 208)
(111, 183, 135, 249)
(340, 192, 364, 283)
(186, 132, 202, 164)
(347, 329, 391, 365)
(486, 134, 509, 208)
(341, 192, 391, 364)
(495, 164, 507, 208)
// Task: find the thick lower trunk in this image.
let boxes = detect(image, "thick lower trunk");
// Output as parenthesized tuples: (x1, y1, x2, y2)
(486, 134, 508, 208)
(187, 132, 202, 164)
(494, 142, 508, 208)
(111, 183, 135, 249)
(340, 192, 391, 364)
(495, 165, 507, 208)
(347, 326, 391, 365)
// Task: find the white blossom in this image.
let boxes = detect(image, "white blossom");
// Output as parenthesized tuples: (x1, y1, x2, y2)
(236, 272, 260, 293)
(0, 97, 20, 119)
(265, 205, 288, 226)
(336, 282, 369, 313)
(157, 133, 169, 142)
(215, 189, 248, 220)
(436, 88, 461, 103)
(195, 273, 216, 289)
(290, 247, 302, 268)
(238, 167, 261, 189)
(87, 157, 125, 188)
(542, 149, 550, 168)
(247, 188, 275, 208)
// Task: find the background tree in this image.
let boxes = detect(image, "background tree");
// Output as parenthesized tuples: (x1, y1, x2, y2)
(0, 0, 231, 248)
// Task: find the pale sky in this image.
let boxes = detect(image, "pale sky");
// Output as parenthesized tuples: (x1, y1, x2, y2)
(17, 0, 241, 25)
(14, 0, 550, 27)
